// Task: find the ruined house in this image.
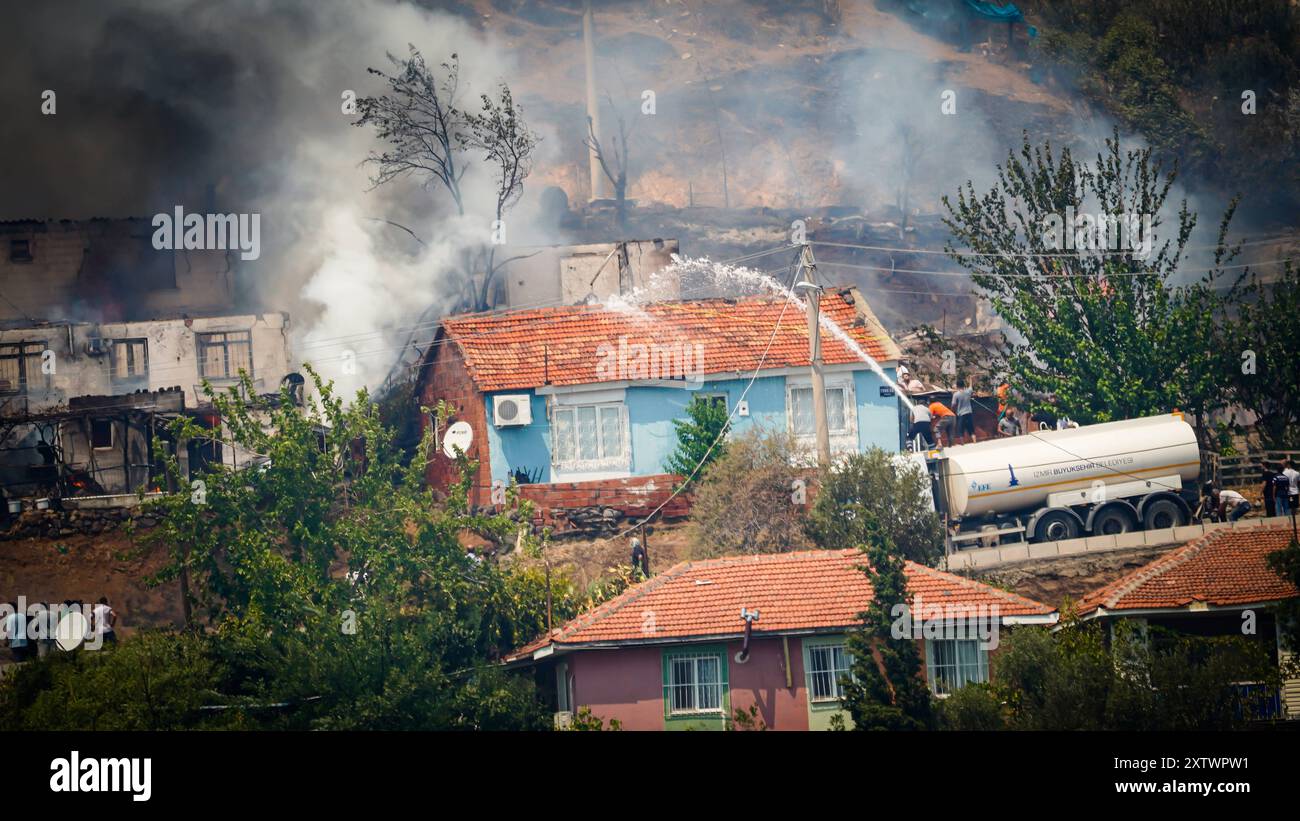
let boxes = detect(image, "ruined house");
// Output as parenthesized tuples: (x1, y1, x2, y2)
(0, 218, 299, 504)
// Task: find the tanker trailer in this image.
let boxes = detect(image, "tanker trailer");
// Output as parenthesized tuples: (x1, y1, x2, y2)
(924, 413, 1201, 549)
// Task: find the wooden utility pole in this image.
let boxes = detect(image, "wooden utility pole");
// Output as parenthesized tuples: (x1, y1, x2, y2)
(799, 244, 832, 467)
(582, 1, 609, 201)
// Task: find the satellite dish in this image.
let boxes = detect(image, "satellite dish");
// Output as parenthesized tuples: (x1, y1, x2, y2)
(56, 610, 88, 652)
(442, 421, 474, 458)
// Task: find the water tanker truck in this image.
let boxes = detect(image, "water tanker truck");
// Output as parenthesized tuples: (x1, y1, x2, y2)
(918, 413, 1202, 549)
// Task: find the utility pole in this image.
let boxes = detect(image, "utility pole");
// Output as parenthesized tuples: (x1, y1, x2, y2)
(582, 0, 609, 202)
(797, 243, 832, 467)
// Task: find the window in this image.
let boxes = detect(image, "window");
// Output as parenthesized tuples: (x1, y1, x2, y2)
(789, 384, 852, 436)
(91, 419, 114, 450)
(551, 402, 628, 470)
(197, 331, 252, 380)
(0, 342, 47, 395)
(665, 653, 724, 715)
(9, 239, 33, 263)
(806, 643, 853, 702)
(111, 339, 148, 382)
(926, 639, 989, 696)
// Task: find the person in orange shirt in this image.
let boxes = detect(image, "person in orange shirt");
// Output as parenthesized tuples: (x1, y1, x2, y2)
(928, 400, 956, 447)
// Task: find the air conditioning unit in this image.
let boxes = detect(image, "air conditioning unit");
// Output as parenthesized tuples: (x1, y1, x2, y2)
(492, 394, 532, 427)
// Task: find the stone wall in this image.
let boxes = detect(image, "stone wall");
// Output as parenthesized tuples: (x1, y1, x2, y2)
(516, 473, 691, 535)
(0, 507, 158, 541)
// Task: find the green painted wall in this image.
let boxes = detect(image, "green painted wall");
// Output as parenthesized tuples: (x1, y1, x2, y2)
(662, 644, 730, 731)
(803, 635, 855, 731)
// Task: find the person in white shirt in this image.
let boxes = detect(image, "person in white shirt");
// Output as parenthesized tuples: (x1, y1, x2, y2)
(2, 603, 32, 663)
(907, 402, 934, 448)
(1214, 487, 1251, 521)
(1285, 460, 1299, 514)
(92, 597, 117, 646)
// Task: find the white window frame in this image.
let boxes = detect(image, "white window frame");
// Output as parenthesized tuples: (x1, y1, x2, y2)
(550, 399, 630, 475)
(805, 641, 854, 703)
(786, 375, 858, 447)
(665, 653, 725, 716)
(925, 638, 989, 696)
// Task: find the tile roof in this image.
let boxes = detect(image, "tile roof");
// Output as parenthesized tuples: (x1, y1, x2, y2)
(437, 288, 898, 392)
(508, 548, 1056, 661)
(1077, 525, 1300, 616)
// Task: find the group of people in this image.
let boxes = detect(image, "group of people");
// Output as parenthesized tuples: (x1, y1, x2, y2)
(0, 597, 117, 663)
(1262, 460, 1300, 517)
(899, 364, 1080, 451)
(900, 369, 982, 450)
(1200, 461, 1299, 524)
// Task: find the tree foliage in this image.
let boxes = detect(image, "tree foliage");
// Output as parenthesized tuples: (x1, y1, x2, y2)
(2, 372, 570, 730)
(664, 396, 730, 488)
(1217, 263, 1300, 449)
(805, 448, 944, 567)
(686, 427, 810, 558)
(840, 527, 935, 731)
(1026, 0, 1300, 218)
(942, 131, 1233, 442)
(355, 46, 539, 311)
(991, 616, 1279, 730)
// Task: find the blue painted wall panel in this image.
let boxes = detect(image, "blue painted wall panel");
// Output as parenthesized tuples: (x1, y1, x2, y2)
(482, 366, 901, 485)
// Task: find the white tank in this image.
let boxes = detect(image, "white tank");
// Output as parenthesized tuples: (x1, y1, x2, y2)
(937, 413, 1200, 518)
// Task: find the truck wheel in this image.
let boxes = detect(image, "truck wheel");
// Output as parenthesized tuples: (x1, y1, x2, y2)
(1142, 497, 1185, 530)
(1092, 505, 1136, 536)
(1035, 510, 1080, 542)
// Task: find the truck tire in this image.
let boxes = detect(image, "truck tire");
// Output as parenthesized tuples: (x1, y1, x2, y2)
(1035, 509, 1081, 542)
(1142, 497, 1186, 530)
(1091, 503, 1137, 536)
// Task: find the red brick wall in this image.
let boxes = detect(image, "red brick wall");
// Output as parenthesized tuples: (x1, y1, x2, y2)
(419, 330, 492, 507)
(518, 473, 691, 530)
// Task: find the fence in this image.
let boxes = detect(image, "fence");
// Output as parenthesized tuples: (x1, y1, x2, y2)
(1206, 450, 1300, 488)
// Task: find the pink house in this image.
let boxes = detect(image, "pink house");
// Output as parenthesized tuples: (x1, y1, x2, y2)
(506, 549, 1057, 730)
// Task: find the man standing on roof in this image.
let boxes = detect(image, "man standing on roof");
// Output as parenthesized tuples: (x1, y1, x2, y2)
(929, 399, 956, 448)
(951, 378, 977, 445)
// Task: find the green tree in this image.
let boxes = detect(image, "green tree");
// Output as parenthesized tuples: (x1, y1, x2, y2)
(1218, 263, 1300, 449)
(664, 395, 730, 488)
(125, 371, 565, 729)
(840, 528, 935, 731)
(942, 130, 1232, 443)
(805, 447, 945, 567)
(934, 682, 1006, 730)
(687, 427, 810, 558)
(993, 615, 1279, 730)
(0, 630, 225, 731)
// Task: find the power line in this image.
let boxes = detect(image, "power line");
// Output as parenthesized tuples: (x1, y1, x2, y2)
(809, 231, 1300, 258)
(608, 248, 807, 541)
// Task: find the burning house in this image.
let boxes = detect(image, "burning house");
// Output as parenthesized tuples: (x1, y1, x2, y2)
(0, 218, 300, 507)
(415, 283, 904, 531)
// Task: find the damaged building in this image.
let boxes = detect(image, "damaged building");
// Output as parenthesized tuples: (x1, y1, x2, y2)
(0, 218, 300, 507)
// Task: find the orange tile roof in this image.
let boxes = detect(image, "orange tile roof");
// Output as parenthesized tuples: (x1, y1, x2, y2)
(1077, 525, 1300, 616)
(439, 288, 895, 392)
(508, 548, 1055, 660)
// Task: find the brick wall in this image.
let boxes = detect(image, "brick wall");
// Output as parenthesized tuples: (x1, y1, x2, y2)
(419, 329, 492, 507)
(517, 473, 691, 533)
